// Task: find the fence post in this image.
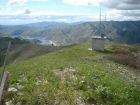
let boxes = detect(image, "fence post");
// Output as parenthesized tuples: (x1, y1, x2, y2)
(0, 71, 10, 105)
(0, 41, 11, 105)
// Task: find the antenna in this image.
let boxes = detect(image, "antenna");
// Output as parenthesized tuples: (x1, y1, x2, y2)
(99, 4, 107, 36)
(100, 4, 101, 33)
(105, 13, 106, 21)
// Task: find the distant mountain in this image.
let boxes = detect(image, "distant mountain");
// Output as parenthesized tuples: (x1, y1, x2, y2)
(0, 25, 37, 35)
(20, 21, 140, 45)
(0, 21, 140, 45)
(0, 22, 69, 36)
(24, 21, 69, 29)
(48, 21, 139, 45)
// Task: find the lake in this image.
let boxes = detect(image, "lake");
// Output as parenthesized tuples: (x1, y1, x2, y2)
(37, 38, 51, 45)
(23, 37, 51, 45)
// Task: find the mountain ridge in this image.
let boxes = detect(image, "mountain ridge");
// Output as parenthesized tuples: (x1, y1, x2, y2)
(0, 21, 140, 45)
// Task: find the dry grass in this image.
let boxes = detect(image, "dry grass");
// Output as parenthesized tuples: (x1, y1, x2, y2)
(106, 45, 140, 69)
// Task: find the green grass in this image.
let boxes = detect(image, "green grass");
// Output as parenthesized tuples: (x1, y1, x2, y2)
(0, 54, 5, 66)
(0, 42, 140, 105)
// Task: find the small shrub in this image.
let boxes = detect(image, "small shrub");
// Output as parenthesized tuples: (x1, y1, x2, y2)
(95, 85, 110, 101)
(77, 82, 87, 90)
(83, 91, 97, 104)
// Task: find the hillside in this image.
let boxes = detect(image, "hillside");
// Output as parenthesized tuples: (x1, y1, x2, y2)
(0, 37, 64, 67)
(19, 21, 140, 45)
(47, 21, 140, 45)
(0, 37, 29, 66)
(1, 21, 140, 45)
(1, 42, 140, 105)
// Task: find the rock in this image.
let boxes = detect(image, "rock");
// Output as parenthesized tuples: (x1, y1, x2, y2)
(80, 80, 86, 84)
(76, 96, 85, 105)
(91, 83, 97, 89)
(44, 80, 48, 84)
(17, 92, 23, 96)
(93, 75, 101, 79)
(88, 48, 92, 50)
(6, 100, 13, 105)
(36, 82, 40, 86)
(69, 67, 76, 71)
(87, 86, 90, 89)
(8, 88, 18, 92)
(19, 74, 25, 78)
(17, 85, 24, 90)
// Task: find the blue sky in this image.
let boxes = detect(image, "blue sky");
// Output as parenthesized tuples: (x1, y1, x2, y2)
(0, 0, 140, 25)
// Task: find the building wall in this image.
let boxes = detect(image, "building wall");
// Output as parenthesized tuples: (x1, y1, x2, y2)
(92, 38, 106, 51)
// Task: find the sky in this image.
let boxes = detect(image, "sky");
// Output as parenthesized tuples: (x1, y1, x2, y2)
(0, 0, 140, 25)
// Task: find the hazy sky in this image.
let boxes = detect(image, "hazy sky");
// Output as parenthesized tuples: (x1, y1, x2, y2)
(0, 0, 140, 25)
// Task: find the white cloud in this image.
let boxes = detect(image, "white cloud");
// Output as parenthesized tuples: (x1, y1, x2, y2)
(24, 8, 32, 14)
(32, 0, 48, 1)
(62, 0, 99, 6)
(63, 0, 140, 10)
(7, 0, 29, 10)
(15, 7, 32, 14)
(0, 6, 2, 9)
(100, 0, 140, 10)
(0, 11, 98, 25)
(106, 9, 140, 21)
(1, 8, 140, 25)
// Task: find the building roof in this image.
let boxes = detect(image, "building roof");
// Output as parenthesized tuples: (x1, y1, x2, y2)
(91, 36, 107, 39)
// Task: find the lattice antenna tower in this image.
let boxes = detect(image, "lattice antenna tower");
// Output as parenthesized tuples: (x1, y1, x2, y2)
(99, 4, 106, 35)
(100, 4, 101, 33)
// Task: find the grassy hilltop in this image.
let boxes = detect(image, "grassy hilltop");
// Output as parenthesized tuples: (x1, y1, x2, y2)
(0, 42, 140, 105)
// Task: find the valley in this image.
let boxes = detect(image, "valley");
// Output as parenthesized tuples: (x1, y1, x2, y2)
(0, 37, 64, 67)
(0, 21, 140, 46)
(0, 21, 140, 105)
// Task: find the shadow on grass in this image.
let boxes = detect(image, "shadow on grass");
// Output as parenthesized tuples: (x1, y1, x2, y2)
(95, 49, 113, 54)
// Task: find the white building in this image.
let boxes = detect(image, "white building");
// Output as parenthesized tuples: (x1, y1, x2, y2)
(91, 34, 106, 51)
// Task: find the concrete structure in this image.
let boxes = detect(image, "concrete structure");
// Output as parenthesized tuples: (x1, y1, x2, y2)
(91, 34, 106, 51)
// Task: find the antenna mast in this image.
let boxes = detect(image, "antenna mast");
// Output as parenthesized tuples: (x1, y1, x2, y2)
(100, 4, 101, 33)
